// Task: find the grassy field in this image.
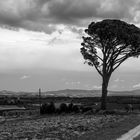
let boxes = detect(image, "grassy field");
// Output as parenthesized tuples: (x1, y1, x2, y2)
(0, 95, 140, 139)
(0, 113, 133, 140)
(0, 113, 140, 140)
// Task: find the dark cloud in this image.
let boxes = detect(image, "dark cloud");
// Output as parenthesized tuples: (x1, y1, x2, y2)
(20, 20, 57, 34)
(0, 0, 139, 33)
(46, 0, 99, 23)
(47, 0, 139, 25)
(0, 24, 19, 31)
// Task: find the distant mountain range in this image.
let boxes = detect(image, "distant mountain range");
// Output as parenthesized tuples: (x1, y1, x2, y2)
(0, 89, 140, 97)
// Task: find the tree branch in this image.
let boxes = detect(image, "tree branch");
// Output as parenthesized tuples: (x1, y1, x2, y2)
(94, 65, 103, 77)
(92, 52, 103, 62)
(113, 56, 128, 71)
(114, 55, 127, 65)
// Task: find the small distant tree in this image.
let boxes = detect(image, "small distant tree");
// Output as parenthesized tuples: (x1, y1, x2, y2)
(81, 19, 140, 110)
(60, 103, 68, 113)
(68, 102, 74, 112)
(40, 102, 56, 114)
(46, 102, 55, 114)
(40, 103, 48, 114)
(72, 105, 79, 113)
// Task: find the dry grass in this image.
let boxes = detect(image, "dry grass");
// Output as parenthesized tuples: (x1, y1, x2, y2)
(0, 114, 130, 140)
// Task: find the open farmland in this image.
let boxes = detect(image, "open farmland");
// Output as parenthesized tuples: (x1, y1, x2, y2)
(0, 94, 140, 139)
(0, 105, 25, 111)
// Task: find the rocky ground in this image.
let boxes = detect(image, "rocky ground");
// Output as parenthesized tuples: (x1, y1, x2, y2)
(0, 113, 129, 140)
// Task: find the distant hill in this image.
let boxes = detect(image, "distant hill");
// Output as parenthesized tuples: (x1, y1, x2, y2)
(0, 89, 140, 97)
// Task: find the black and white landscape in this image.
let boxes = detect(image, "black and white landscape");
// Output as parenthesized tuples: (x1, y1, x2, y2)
(0, 0, 140, 140)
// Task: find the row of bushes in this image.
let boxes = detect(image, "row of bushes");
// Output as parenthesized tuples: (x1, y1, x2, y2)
(0, 99, 23, 105)
(40, 102, 93, 114)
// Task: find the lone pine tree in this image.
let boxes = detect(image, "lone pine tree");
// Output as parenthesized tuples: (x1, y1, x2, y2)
(81, 19, 140, 110)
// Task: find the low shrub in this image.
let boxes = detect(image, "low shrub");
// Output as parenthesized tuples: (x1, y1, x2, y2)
(80, 106, 93, 113)
(68, 103, 74, 113)
(72, 105, 80, 113)
(40, 102, 56, 114)
(59, 103, 68, 113)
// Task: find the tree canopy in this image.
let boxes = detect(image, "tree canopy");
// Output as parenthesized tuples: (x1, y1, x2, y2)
(81, 19, 140, 77)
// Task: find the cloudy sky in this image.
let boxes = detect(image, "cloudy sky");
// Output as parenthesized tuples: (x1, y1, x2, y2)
(0, 0, 140, 92)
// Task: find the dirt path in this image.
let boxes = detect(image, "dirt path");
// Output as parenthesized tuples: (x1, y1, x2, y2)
(134, 134, 140, 140)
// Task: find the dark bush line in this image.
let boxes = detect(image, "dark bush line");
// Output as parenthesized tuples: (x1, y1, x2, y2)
(40, 102, 94, 115)
(40, 102, 55, 114)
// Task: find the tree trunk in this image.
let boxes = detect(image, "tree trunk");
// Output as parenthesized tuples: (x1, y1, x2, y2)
(101, 75, 110, 110)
